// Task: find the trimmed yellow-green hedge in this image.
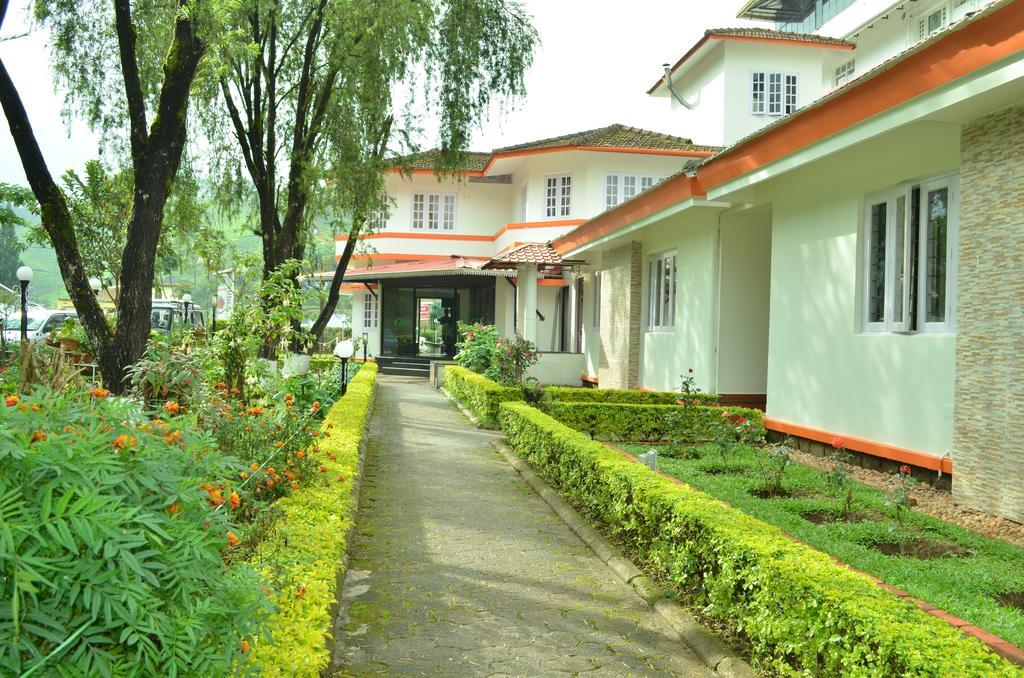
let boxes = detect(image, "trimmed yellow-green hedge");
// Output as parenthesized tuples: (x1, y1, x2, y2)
(541, 401, 765, 442)
(245, 362, 378, 676)
(443, 365, 522, 425)
(545, 386, 719, 406)
(497, 402, 1018, 676)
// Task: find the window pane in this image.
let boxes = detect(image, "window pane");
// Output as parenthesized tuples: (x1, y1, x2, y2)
(443, 194, 456, 230)
(428, 194, 440, 229)
(661, 256, 673, 327)
(623, 175, 637, 201)
(752, 72, 765, 114)
(546, 177, 557, 217)
(924, 187, 948, 323)
(640, 176, 654, 192)
(560, 175, 571, 216)
(605, 175, 619, 210)
(784, 74, 798, 114)
(412, 194, 424, 229)
(868, 202, 887, 323)
(768, 73, 782, 114)
(893, 195, 907, 323)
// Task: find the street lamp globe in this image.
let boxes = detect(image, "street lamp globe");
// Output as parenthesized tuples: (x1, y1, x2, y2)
(181, 293, 192, 304)
(16, 266, 33, 283)
(89, 277, 102, 293)
(333, 339, 355, 360)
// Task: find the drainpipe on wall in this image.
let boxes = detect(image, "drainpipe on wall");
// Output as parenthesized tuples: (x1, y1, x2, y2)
(662, 64, 695, 110)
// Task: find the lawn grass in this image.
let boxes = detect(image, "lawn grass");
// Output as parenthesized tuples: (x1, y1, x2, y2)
(620, 442, 1024, 648)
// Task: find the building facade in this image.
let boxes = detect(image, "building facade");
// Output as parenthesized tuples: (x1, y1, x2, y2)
(552, 0, 1023, 520)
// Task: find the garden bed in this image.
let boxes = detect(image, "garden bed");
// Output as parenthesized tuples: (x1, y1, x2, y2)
(498, 402, 1019, 674)
(619, 441, 1024, 651)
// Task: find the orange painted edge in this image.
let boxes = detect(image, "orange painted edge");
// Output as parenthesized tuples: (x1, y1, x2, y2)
(552, 174, 704, 254)
(537, 279, 567, 287)
(648, 32, 853, 95)
(697, 3, 1024, 190)
(337, 219, 585, 243)
(580, 374, 599, 385)
(338, 283, 378, 292)
(344, 253, 452, 262)
(764, 417, 954, 474)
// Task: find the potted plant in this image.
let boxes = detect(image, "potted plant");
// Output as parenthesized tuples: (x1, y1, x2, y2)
(56, 318, 90, 355)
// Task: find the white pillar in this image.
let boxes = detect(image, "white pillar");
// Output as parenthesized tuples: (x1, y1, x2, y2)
(520, 264, 538, 344)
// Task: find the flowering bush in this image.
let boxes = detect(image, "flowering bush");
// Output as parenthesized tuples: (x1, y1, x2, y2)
(0, 389, 268, 676)
(454, 322, 501, 374)
(491, 335, 539, 386)
(126, 333, 209, 408)
(826, 437, 856, 516)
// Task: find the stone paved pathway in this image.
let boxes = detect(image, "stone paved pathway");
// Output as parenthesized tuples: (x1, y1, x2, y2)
(331, 376, 710, 677)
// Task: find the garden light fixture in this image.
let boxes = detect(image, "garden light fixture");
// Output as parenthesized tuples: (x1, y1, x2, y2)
(16, 266, 32, 343)
(334, 339, 355, 396)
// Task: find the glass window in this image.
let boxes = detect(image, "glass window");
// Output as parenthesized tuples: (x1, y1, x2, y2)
(363, 291, 378, 329)
(592, 271, 601, 329)
(604, 174, 665, 210)
(751, 72, 766, 114)
(546, 175, 572, 217)
(647, 251, 677, 330)
(605, 175, 619, 211)
(412, 194, 425, 229)
(862, 174, 957, 333)
(412, 192, 455, 230)
(784, 74, 798, 114)
(834, 59, 856, 87)
(768, 72, 783, 114)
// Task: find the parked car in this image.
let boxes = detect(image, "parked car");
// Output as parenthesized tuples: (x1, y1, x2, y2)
(150, 300, 205, 334)
(2, 309, 78, 343)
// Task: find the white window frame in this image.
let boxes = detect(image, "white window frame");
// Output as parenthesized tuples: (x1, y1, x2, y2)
(411, 192, 457, 230)
(753, 71, 798, 116)
(834, 58, 856, 87)
(545, 174, 572, 218)
(861, 173, 958, 334)
(646, 250, 677, 331)
(363, 291, 378, 330)
(916, 2, 950, 41)
(592, 271, 601, 329)
(604, 173, 668, 211)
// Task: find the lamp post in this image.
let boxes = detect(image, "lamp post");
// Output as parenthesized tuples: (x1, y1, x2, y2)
(210, 295, 218, 334)
(361, 332, 368, 363)
(182, 293, 192, 327)
(333, 338, 355, 396)
(16, 266, 33, 343)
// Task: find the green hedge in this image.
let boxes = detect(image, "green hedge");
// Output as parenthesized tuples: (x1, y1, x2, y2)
(545, 386, 719, 406)
(541, 401, 764, 442)
(246, 363, 378, 676)
(497, 402, 1017, 676)
(443, 365, 522, 425)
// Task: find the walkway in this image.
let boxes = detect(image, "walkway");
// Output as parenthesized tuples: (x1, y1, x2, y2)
(331, 376, 710, 677)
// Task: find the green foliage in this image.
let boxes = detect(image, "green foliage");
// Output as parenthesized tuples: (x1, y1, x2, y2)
(498, 403, 1020, 676)
(545, 386, 719, 406)
(0, 183, 34, 288)
(540, 402, 765, 443)
(126, 334, 208, 408)
(0, 389, 268, 676)
(752, 444, 792, 496)
(246, 363, 378, 675)
(443, 365, 522, 426)
(454, 322, 500, 374)
(825, 441, 855, 516)
(491, 334, 539, 386)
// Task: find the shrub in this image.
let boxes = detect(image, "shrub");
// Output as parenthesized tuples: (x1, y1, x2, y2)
(454, 322, 501, 375)
(490, 335, 539, 385)
(0, 389, 267, 676)
(246, 363, 378, 676)
(126, 334, 208, 408)
(443, 365, 523, 425)
(544, 386, 719, 406)
(497, 402, 1017, 676)
(540, 401, 765, 442)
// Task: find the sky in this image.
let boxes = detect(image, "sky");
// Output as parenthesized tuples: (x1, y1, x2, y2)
(0, 1, 764, 185)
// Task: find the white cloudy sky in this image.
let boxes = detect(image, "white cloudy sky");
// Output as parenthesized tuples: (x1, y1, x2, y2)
(0, 1, 763, 184)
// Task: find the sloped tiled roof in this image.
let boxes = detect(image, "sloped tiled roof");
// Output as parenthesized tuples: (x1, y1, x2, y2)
(495, 124, 719, 154)
(704, 27, 853, 48)
(485, 243, 562, 269)
(344, 256, 512, 280)
(389, 149, 492, 172)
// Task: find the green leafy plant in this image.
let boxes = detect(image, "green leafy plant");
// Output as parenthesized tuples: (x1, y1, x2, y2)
(454, 322, 501, 374)
(491, 334, 539, 386)
(520, 376, 546, 406)
(126, 334, 207, 408)
(0, 389, 268, 676)
(825, 437, 856, 516)
(753, 443, 792, 496)
(888, 464, 919, 532)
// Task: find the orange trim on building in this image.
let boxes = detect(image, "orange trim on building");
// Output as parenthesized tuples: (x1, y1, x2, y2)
(697, 3, 1024, 190)
(337, 219, 585, 245)
(344, 253, 452, 262)
(764, 417, 954, 474)
(552, 175, 704, 254)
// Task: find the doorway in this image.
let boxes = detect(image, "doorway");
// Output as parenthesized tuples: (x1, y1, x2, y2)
(416, 296, 450, 358)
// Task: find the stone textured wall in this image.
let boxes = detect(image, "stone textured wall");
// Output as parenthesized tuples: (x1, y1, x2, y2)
(597, 242, 642, 389)
(953, 104, 1024, 522)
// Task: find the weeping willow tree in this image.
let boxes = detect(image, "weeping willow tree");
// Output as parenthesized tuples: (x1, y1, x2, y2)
(201, 0, 538, 351)
(0, 0, 227, 391)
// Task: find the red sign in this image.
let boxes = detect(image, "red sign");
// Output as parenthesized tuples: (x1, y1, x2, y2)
(419, 302, 431, 320)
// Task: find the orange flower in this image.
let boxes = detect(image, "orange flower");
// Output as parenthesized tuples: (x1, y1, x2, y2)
(291, 482, 299, 490)
(267, 467, 276, 475)
(245, 406, 264, 416)
(229, 491, 240, 509)
(295, 587, 306, 599)
(208, 491, 224, 507)
(284, 470, 294, 481)
(831, 437, 845, 449)
(240, 639, 250, 653)
(310, 401, 321, 413)
(337, 475, 346, 483)
(296, 450, 305, 460)
(275, 441, 283, 448)
(112, 434, 137, 450)
(227, 531, 239, 547)
(163, 401, 181, 415)
(239, 471, 249, 480)
(30, 430, 47, 443)
(319, 465, 329, 473)
(250, 463, 260, 471)
(266, 480, 275, 489)
(4, 394, 19, 407)
(168, 502, 181, 516)
(163, 430, 183, 446)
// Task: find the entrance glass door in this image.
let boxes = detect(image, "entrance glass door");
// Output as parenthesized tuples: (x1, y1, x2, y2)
(416, 297, 445, 357)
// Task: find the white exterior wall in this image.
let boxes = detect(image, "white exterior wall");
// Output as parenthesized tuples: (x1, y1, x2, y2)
(721, 42, 832, 145)
(761, 121, 961, 455)
(350, 289, 382, 358)
(664, 46, 727, 146)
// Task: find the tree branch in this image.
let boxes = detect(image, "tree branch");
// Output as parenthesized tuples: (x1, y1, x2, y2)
(112, 0, 149, 165)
